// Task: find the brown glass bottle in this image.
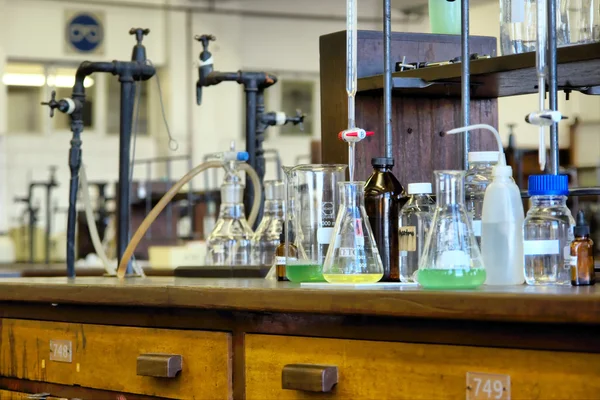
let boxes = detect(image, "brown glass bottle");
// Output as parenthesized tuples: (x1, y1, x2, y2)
(275, 231, 297, 281)
(570, 211, 595, 286)
(364, 157, 407, 282)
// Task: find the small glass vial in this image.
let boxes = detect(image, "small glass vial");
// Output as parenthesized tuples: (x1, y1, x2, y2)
(465, 152, 498, 248)
(570, 210, 595, 286)
(399, 183, 435, 283)
(523, 175, 575, 285)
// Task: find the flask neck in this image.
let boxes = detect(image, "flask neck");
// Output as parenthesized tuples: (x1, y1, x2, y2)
(219, 203, 247, 219)
(434, 171, 465, 207)
(263, 199, 284, 217)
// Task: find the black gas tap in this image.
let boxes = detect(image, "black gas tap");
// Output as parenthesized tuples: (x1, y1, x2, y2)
(41, 28, 155, 278)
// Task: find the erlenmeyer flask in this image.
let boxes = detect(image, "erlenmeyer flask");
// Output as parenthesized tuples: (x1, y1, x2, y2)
(322, 182, 384, 283)
(417, 171, 486, 289)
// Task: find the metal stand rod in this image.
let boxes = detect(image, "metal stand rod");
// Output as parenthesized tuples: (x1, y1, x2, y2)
(383, 0, 393, 159)
(244, 86, 258, 223)
(117, 80, 135, 276)
(45, 186, 51, 264)
(461, 0, 470, 170)
(547, 0, 559, 175)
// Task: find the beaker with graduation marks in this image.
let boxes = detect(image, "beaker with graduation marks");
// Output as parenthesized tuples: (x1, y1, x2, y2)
(417, 171, 486, 289)
(322, 181, 384, 283)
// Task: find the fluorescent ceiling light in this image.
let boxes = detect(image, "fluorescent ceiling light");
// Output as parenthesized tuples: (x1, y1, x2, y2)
(2, 74, 94, 88)
(2, 73, 45, 87)
(47, 75, 94, 88)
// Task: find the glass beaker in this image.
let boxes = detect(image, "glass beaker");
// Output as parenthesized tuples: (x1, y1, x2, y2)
(283, 164, 347, 282)
(322, 182, 384, 283)
(429, 0, 461, 34)
(417, 171, 486, 289)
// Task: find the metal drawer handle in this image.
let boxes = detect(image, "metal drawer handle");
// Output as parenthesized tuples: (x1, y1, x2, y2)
(282, 364, 338, 393)
(137, 353, 183, 378)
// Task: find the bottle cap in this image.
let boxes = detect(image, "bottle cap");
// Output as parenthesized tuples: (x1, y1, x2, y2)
(491, 165, 513, 177)
(371, 157, 394, 168)
(528, 174, 569, 196)
(468, 151, 500, 163)
(574, 210, 590, 237)
(408, 182, 432, 194)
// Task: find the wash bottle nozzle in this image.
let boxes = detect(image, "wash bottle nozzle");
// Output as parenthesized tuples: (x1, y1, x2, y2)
(445, 124, 507, 171)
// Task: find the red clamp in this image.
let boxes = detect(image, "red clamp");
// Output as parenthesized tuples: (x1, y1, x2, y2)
(338, 128, 374, 143)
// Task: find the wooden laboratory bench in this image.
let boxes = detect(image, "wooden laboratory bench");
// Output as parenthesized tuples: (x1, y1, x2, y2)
(0, 278, 599, 399)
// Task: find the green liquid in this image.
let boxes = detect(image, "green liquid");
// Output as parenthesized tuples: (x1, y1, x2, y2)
(286, 264, 326, 283)
(417, 268, 486, 289)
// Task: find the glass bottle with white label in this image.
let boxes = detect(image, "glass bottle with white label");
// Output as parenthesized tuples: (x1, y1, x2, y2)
(283, 164, 347, 282)
(399, 183, 435, 283)
(465, 151, 498, 248)
(523, 174, 575, 285)
(323, 181, 384, 283)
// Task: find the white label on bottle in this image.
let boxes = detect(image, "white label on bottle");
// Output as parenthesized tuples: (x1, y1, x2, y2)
(510, 0, 525, 23)
(570, 256, 578, 267)
(276, 256, 286, 265)
(472, 220, 482, 237)
(317, 227, 334, 244)
(523, 240, 560, 255)
(563, 246, 571, 260)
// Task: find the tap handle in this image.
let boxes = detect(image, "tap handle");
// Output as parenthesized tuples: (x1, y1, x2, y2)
(290, 109, 306, 131)
(194, 34, 216, 50)
(41, 91, 59, 118)
(130, 28, 150, 44)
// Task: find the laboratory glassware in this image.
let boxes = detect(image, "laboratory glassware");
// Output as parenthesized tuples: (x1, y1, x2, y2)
(464, 151, 499, 247)
(570, 210, 595, 286)
(500, 0, 571, 55)
(399, 182, 435, 283)
(322, 181, 384, 283)
(523, 174, 575, 285)
(205, 167, 254, 266)
(417, 171, 486, 289)
(364, 157, 407, 282)
(429, 0, 461, 34)
(251, 180, 285, 266)
(283, 164, 347, 283)
(481, 158, 525, 286)
(579, 0, 600, 42)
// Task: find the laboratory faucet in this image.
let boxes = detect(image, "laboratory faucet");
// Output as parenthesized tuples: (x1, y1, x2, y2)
(195, 34, 305, 226)
(42, 28, 156, 278)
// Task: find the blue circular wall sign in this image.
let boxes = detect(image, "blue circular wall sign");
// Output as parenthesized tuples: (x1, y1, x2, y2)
(67, 13, 103, 52)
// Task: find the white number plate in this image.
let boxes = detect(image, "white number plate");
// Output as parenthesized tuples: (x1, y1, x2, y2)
(49, 340, 72, 363)
(467, 372, 510, 400)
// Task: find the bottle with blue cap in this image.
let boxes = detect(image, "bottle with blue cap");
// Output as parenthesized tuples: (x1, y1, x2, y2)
(523, 174, 575, 285)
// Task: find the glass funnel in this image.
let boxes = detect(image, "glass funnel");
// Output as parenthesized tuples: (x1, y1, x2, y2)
(322, 182, 384, 283)
(417, 171, 486, 289)
(282, 164, 347, 282)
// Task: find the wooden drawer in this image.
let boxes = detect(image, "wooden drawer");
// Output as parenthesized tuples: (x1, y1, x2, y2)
(0, 390, 64, 400)
(0, 319, 232, 399)
(245, 334, 600, 399)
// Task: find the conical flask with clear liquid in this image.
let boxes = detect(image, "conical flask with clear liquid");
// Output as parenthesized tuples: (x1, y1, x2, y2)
(322, 182, 384, 283)
(417, 171, 486, 289)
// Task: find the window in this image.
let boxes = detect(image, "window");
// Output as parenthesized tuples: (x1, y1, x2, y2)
(280, 80, 314, 136)
(3, 62, 96, 134)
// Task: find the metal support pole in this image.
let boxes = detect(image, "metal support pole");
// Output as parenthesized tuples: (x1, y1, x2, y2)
(45, 186, 51, 264)
(461, 0, 470, 170)
(383, 0, 393, 159)
(166, 159, 173, 237)
(244, 85, 258, 225)
(547, 0, 559, 175)
(145, 162, 152, 239)
(117, 79, 135, 276)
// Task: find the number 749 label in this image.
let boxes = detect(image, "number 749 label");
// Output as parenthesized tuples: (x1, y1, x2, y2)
(467, 372, 511, 400)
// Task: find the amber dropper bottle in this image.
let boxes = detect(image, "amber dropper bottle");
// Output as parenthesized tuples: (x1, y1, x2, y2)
(364, 157, 408, 281)
(570, 210, 595, 286)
